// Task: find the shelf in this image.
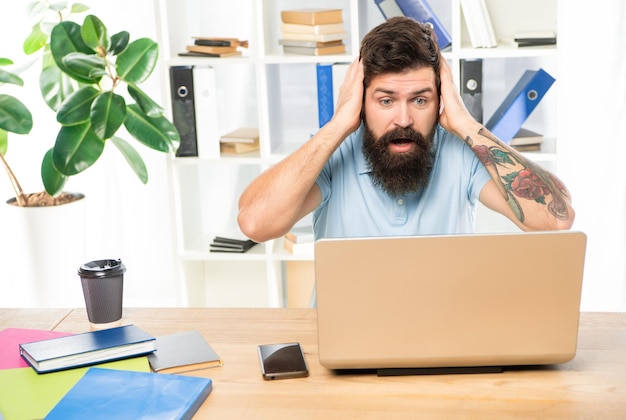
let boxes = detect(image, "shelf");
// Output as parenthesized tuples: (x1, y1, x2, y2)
(455, 44, 557, 59)
(159, 0, 562, 307)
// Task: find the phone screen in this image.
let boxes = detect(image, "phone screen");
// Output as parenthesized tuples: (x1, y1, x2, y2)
(258, 342, 309, 380)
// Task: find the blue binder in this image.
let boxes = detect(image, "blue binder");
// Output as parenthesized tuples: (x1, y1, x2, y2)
(316, 63, 334, 128)
(485, 68, 555, 143)
(373, 0, 452, 50)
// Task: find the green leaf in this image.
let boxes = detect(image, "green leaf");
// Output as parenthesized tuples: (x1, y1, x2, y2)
(26, 1, 49, 18)
(491, 148, 515, 166)
(0, 68, 24, 86)
(81, 15, 109, 51)
(39, 61, 78, 111)
(61, 52, 107, 82)
(23, 24, 49, 55)
(110, 136, 148, 184)
(0, 129, 8, 155)
(124, 104, 179, 152)
(41, 148, 68, 197)
(52, 122, 105, 175)
(0, 94, 33, 135)
(0, 58, 12, 66)
(110, 31, 130, 55)
(56, 86, 99, 125)
(116, 38, 158, 84)
(127, 84, 163, 117)
(49, 1, 69, 12)
(50, 21, 95, 84)
(71, 3, 90, 14)
(91, 92, 126, 139)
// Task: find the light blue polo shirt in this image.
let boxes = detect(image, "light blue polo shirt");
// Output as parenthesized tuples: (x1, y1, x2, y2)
(313, 124, 491, 239)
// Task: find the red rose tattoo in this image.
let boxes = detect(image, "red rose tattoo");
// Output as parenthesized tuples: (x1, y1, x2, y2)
(506, 169, 550, 204)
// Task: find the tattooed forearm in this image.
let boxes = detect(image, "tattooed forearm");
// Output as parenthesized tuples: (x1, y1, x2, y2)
(465, 127, 570, 222)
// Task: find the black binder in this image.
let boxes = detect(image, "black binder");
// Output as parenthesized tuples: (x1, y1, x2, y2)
(460, 59, 483, 123)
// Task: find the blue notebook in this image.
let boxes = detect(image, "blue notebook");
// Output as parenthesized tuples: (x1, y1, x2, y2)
(45, 367, 212, 420)
(19, 324, 155, 373)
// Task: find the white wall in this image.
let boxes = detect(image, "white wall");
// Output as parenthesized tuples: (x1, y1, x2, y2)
(1, 1, 625, 311)
(0, 1, 179, 307)
(558, 1, 626, 311)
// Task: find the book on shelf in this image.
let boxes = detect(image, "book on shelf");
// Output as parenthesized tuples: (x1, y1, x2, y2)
(193, 66, 221, 159)
(210, 236, 258, 253)
(179, 50, 243, 58)
(284, 237, 314, 255)
(0, 357, 150, 420)
(281, 8, 343, 25)
(509, 127, 543, 150)
(220, 127, 259, 143)
(19, 324, 156, 374)
(148, 330, 222, 374)
(373, 0, 452, 50)
(316, 62, 350, 127)
(192, 37, 249, 48)
(284, 225, 315, 255)
(0, 328, 72, 370)
(285, 225, 315, 244)
(514, 31, 557, 47)
(278, 39, 344, 48)
(280, 31, 347, 43)
(185, 44, 239, 55)
(220, 141, 260, 154)
(45, 367, 212, 420)
(460, 0, 497, 48)
(282, 44, 346, 56)
(280, 22, 345, 35)
(485, 68, 555, 143)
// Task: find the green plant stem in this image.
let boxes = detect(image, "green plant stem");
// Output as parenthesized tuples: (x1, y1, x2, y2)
(0, 151, 26, 206)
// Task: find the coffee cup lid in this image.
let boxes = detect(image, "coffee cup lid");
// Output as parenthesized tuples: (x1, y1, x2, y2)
(78, 259, 126, 278)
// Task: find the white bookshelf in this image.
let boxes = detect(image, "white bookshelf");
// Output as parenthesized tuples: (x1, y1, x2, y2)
(155, 0, 560, 307)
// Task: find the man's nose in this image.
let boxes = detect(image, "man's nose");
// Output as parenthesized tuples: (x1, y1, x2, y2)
(393, 103, 413, 128)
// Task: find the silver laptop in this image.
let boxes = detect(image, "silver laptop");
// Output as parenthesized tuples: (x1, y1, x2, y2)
(314, 231, 587, 373)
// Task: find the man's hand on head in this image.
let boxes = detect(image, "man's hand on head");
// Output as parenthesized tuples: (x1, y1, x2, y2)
(437, 56, 482, 140)
(329, 57, 364, 138)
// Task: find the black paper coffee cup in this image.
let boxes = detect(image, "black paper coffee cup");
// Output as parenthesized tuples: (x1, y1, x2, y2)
(78, 259, 126, 325)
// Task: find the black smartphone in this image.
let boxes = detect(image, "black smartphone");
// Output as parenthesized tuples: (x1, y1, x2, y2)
(258, 342, 309, 380)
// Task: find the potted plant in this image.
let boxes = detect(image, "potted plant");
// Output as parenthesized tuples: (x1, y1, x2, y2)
(3, 2, 179, 207)
(0, 2, 179, 307)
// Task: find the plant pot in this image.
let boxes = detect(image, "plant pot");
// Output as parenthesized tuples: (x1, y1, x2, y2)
(2, 193, 86, 307)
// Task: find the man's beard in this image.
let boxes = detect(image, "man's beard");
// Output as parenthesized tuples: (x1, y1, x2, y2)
(362, 123, 436, 197)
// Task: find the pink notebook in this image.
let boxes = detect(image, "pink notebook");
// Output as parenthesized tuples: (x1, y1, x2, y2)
(0, 328, 72, 369)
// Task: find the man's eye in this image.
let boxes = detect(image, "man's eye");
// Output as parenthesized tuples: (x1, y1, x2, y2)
(415, 97, 426, 106)
(380, 98, 392, 106)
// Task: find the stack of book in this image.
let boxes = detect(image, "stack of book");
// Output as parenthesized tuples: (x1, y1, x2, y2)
(510, 127, 543, 152)
(182, 37, 248, 57)
(1, 326, 216, 419)
(219, 127, 260, 155)
(210, 236, 258, 253)
(284, 225, 314, 255)
(279, 8, 347, 56)
(514, 32, 557, 48)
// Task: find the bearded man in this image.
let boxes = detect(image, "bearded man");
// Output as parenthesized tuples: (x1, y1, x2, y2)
(237, 17, 574, 242)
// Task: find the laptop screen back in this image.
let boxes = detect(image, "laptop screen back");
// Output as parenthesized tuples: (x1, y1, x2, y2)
(314, 231, 587, 370)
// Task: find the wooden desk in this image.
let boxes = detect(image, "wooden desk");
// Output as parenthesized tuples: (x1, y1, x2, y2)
(2, 308, 625, 418)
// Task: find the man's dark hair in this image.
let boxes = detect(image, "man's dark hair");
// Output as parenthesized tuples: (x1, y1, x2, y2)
(359, 16, 441, 94)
